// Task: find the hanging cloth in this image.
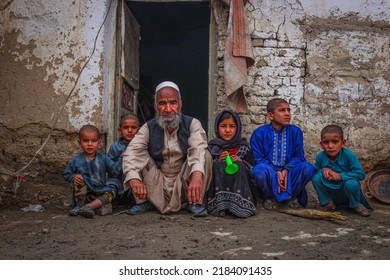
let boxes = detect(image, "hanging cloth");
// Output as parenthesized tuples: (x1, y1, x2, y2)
(223, 0, 255, 113)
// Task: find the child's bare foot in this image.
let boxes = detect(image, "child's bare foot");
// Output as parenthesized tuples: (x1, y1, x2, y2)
(320, 200, 336, 211)
(264, 198, 278, 211)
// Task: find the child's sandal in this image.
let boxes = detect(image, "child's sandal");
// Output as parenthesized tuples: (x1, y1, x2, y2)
(286, 198, 300, 209)
(353, 203, 371, 217)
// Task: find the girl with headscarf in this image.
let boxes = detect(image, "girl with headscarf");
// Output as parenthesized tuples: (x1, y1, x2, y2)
(206, 110, 257, 218)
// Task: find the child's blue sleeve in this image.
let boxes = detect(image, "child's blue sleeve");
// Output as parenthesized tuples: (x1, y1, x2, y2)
(339, 150, 365, 181)
(250, 131, 271, 166)
(107, 145, 115, 160)
(284, 128, 306, 169)
(107, 141, 121, 161)
(105, 155, 121, 179)
(107, 140, 126, 162)
(63, 159, 76, 183)
(314, 153, 323, 172)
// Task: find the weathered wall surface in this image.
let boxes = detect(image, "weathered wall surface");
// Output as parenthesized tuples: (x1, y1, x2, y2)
(0, 0, 111, 179)
(214, 0, 390, 172)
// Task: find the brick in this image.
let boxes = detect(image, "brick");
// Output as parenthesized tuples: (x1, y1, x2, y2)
(95, 203, 112, 216)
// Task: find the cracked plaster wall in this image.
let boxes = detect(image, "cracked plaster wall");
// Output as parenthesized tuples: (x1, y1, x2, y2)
(0, 0, 111, 179)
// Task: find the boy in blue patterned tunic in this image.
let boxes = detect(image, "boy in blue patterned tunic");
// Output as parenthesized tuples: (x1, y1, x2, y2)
(63, 125, 122, 218)
(107, 114, 140, 202)
(250, 98, 315, 210)
(312, 125, 372, 217)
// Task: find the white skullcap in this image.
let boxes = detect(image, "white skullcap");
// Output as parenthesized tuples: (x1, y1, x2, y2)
(155, 81, 180, 93)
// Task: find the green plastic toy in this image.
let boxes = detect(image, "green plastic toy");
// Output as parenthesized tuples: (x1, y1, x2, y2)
(225, 153, 238, 175)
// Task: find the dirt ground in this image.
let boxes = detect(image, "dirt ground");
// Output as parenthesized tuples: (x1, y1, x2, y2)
(0, 180, 389, 260)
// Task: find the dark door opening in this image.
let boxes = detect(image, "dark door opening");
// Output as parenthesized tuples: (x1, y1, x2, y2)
(125, 0, 210, 132)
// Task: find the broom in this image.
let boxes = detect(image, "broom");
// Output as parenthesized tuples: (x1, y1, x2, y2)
(279, 208, 348, 221)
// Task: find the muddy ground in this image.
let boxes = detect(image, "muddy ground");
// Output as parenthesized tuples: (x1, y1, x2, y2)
(0, 180, 389, 260)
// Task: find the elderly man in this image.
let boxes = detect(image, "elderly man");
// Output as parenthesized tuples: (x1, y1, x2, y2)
(122, 81, 212, 216)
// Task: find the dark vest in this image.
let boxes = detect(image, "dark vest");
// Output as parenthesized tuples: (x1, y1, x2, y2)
(147, 115, 193, 168)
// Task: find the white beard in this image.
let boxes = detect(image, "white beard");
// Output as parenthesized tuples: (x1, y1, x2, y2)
(156, 110, 182, 130)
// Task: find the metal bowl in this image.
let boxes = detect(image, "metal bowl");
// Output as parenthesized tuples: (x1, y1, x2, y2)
(367, 169, 390, 204)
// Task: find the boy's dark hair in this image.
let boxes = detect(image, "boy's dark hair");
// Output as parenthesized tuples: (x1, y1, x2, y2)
(120, 113, 140, 127)
(321, 125, 344, 139)
(267, 98, 288, 113)
(79, 124, 100, 139)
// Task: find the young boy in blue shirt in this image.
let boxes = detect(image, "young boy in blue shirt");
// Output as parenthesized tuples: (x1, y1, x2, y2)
(107, 113, 140, 202)
(63, 125, 122, 218)
(250, 98, 316, 210)
(312, 124, 372, 217)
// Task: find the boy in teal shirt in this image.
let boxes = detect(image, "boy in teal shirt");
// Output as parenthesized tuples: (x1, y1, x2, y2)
(312, 125, 372, 217)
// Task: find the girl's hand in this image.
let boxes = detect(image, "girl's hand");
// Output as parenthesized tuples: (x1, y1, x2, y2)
(219, 151, 241, 162)
(219, 151, 228, 161)
(230, 154, 241, 162)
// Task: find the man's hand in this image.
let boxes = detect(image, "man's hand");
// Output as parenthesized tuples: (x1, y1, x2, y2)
(322, 168, 342, 181)
(277, 169, 288, 193)
(128, 179, 148, 200)
(73, 174, 84, 186)
(188, 171, 203, 204)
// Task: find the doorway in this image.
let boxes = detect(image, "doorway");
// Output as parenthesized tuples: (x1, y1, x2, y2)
(124, 0, 211, 132)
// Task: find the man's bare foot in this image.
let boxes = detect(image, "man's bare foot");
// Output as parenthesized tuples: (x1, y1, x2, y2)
(320, 200, 336, 211)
